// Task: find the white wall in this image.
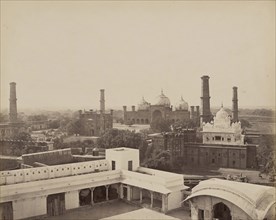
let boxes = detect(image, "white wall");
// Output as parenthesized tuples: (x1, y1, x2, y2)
(168, 190, 183, 211)
(106, 148, 139, 171)
(13, 196, 46, 220)
(190, 196, 252, 220)
(65, 191, 79, 210)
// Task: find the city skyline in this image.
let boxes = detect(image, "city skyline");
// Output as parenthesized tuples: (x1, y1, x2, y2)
(1, 1, 275, 110)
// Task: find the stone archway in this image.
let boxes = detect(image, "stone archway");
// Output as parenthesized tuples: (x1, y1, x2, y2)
(213, 202, 232, 220)
(152, 110, 162, 122)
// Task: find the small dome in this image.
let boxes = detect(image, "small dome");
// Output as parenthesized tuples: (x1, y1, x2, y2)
(138, 97, 150, 110)
(155, 90, 171, 107)
(175, 96, 189, 111)
(216, 105, 229, 119)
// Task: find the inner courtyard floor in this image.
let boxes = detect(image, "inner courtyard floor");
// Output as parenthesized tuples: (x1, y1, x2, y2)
(42, 200, 190, 220)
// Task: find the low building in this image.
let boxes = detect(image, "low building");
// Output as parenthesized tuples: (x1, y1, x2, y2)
(185, 178, 275, 220)
(0, 147, 188, 219)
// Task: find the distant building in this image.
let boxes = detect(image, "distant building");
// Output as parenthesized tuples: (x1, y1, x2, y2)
(123, 90, 199, 125)
(185, 178, 275, 220)
(0, 82, 26, 138)
(0, 147, 188, 219)
(150, 76, 257, 169)
(78, 89, 113, 136)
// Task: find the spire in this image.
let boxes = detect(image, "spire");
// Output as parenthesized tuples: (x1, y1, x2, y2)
(221, 102, 224, 108)
(161, 89, 164, 95)
(181, 95, 184, 101)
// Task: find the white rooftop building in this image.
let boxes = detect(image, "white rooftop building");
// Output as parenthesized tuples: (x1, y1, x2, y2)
(0, 147, 188, 220)
(185, 178, 275, 220)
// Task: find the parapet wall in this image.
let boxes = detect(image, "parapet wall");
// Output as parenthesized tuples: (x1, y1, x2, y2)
(22, 148, 73, 166)
(0, 159, 109, 186)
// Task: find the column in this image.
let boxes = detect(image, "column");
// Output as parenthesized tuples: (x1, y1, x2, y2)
(105, 185, 110, 201)
(162, 194, 168, 213)
(150, 191, 153, 208)
(91, 188, 95, 205)
(139, 189, 143, 204)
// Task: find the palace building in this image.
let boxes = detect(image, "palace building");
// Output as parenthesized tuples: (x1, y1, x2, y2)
(78, 89, 113, 136)
(123, 90, 200, 125)
(0, 147, 188, 219)
(150, 76, 257, 169)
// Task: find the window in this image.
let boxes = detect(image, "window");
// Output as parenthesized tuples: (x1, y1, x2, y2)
(215, 136, 221, 141)
(128, 161, 133, 171)
(212, 159, 215, 164)
(112, 161, 116, 170)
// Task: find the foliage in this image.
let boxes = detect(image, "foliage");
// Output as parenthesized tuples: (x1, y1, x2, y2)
(66, 119, 82, 135)
(150, 118, 171, 132)
(257, 134, 276, 175)
(145, 148, 172, 171)
(239, 119, 252, 128)
(27, 114, 48, 121)
(48, 120, 60, 129)
(12, 132, 32, 141)
(172, 119, 197, 130)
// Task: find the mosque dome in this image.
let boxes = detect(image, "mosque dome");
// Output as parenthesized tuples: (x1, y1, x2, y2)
(175, 96, 189, 111)
(155, 90, 171, 107)
(215, 105, 229, 120)
(137, 97, 150, 110)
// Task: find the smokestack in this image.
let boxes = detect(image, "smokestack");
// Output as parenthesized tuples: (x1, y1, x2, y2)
(100, 89, 105, 113)
(190, 106, 195, 119)
(132, 105, 136, 112)
(9, 82, 17, 123)
(200, 75, 212, 124)
(232, 86, 238, 122)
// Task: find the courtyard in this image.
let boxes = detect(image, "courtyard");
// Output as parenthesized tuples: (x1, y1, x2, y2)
(43, 200, 190, 220)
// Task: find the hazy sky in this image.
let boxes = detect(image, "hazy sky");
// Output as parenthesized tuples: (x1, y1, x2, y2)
(1, 1, 275, 111)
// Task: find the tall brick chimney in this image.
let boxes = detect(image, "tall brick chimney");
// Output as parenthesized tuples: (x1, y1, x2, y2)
(9, 82, 17, 123)
(232, 86, 238, 122)
(100, 89, 105, 113)
(200, 75, 212, 124)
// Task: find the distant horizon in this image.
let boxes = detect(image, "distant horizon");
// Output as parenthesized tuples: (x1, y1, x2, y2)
(1, 1, 275, 110)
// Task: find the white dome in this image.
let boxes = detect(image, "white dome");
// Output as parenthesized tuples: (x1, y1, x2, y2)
(175, 96, 189, 111)
(215, 106, 229, 120)
(138, 97, 150, 110)
(155, 90, 171, 107)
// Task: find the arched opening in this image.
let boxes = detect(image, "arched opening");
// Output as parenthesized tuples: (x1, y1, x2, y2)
(79, 188, 91, 206)
(141, 119, 144, 124)
(213, 202, 232, 220)
(152, 110, 162, 122)
(145, 119, 149, 124)
(90, 129, 94, 136)
(136, 119, 140, 124)
(93, 186, 106, 203)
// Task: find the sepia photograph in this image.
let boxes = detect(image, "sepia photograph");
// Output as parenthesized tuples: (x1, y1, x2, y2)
(0, 1, 275, 219)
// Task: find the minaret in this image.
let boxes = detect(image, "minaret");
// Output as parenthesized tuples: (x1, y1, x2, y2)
(200, 75, 212, 124)
(190, 106, 195, 120)
(232, 86, 239, 122)
(100, 89, 105, 113)
(9, 82, 18, 123)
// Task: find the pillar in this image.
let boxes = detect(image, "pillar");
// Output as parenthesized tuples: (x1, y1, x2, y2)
(200, 75, 212, 124)
(9, 82, 17, 123)
(232, 86, 238, 122)
(140, 189, 143, 204)
(123, 106, 127, 122)
(105, 185, 110, 201)
(150, 191, 153, 208)
(162, 194, 169, 213)
(190, 106, 195, 120)
(91, 187, 95, 205)
(100, 89, 105, 113)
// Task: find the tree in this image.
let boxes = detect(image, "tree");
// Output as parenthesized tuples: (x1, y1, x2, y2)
(146, 149, 172, 171)
(12, 132, 32, 141)
(239, 119, 252, 129)
(150, 118, 171, 132)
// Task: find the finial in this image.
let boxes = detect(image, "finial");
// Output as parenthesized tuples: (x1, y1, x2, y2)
(161, 89, 164, 95)
(221, 102, 223, 108)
